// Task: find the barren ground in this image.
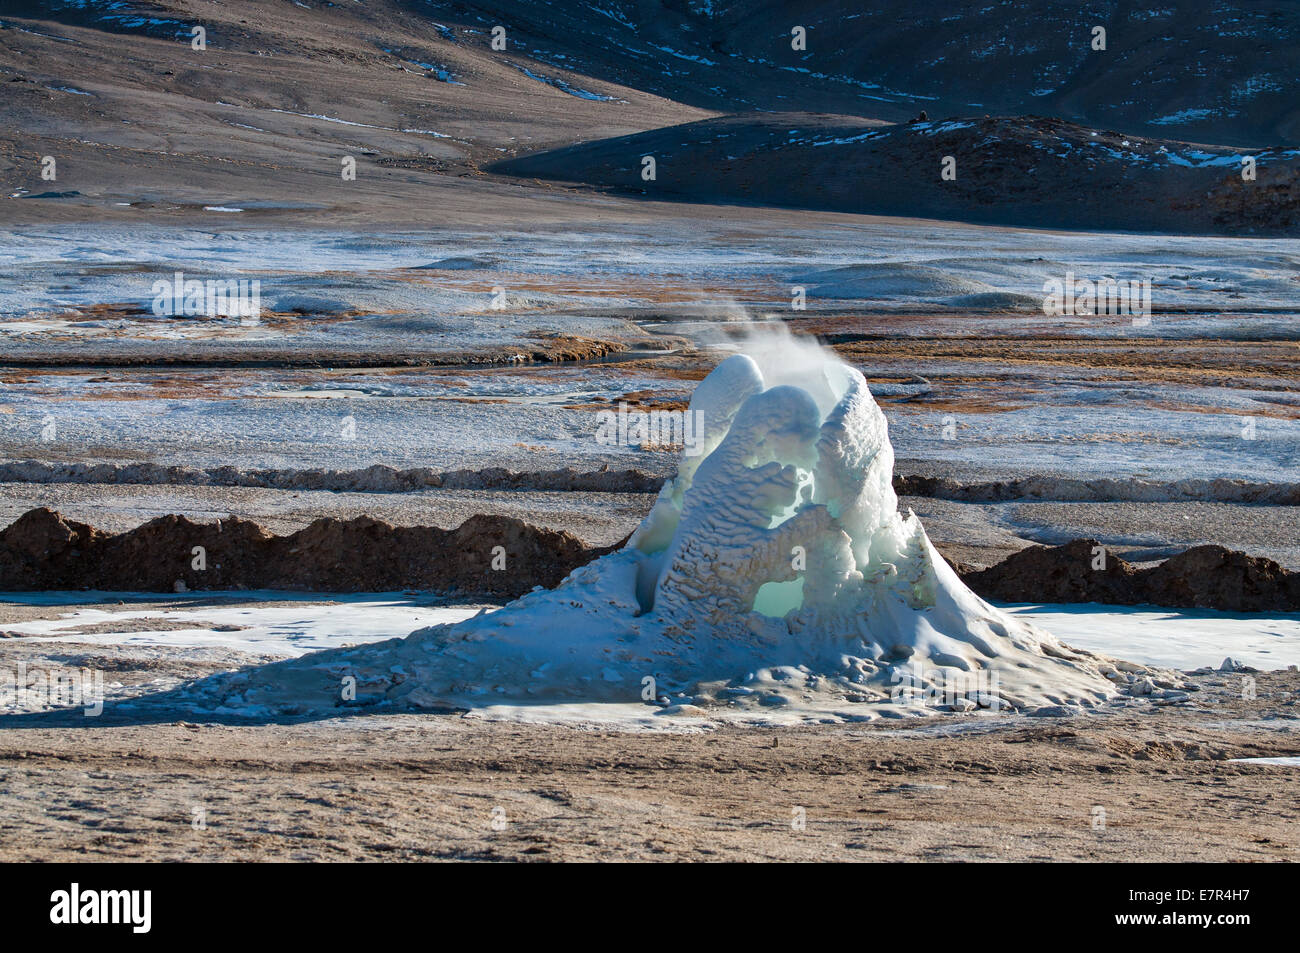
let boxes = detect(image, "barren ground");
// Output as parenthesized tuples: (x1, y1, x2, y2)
(1, 669, 1297, 861)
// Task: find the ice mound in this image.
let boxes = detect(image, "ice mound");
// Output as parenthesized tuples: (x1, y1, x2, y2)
(795, 262, 994, 301)
(185, 334, 1175, 724)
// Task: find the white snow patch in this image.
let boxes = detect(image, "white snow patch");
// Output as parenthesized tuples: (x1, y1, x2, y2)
(1002, 604, 1300, 672)
(3, 592, 482, 657)
(1166, 149, 1242, 168)
(516, 67, 621, 102)
(1150, 107, 1221, 125)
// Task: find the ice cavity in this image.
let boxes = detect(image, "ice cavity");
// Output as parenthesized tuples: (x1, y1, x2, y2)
(197, 336, 1164, 722)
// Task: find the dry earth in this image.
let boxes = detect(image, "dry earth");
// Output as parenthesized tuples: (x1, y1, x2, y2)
(0, 668, 1297, 861)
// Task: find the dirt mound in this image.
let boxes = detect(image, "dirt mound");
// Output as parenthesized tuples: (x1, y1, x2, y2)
(0, 508, 108, 581)
(963, 539, 1300, 611)
(0, 508, 618, 598)
(2, 510, 1294, 611)
(1143, 545, 1300, 612)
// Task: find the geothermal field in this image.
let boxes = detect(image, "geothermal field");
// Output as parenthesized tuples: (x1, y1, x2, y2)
(0, 0, 1298, 877)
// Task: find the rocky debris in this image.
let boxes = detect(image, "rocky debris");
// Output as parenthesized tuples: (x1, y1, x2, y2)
(1217, 657, 1255, 673)
(962, 538, 1300, 612)
(0, 508, 619, 598)
(962, 538, 1142, 604)
(1128, 677, 1157, 697)
(0, 507, 108, 575)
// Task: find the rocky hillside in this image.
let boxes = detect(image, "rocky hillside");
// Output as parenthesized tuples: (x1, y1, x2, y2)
(3, 0, 1297, 230)
(8, 0, 1299, 145)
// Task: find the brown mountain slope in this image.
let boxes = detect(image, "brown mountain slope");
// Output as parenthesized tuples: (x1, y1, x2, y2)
(4, 1, 1298, 228)
(0, 1, 712, 226)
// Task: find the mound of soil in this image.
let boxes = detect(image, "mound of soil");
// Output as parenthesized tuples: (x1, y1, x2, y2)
(0, 508, 620, 598)
(964, 538, 1300, 612)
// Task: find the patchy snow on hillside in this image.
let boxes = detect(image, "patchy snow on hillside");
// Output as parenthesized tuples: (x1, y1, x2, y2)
(517, 66, 623, 101)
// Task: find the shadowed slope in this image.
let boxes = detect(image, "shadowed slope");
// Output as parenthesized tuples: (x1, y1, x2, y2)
(495, 113, 1300, 234)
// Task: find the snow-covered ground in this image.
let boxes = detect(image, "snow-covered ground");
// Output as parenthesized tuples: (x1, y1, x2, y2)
(2, 223, 1297, 482)
(1001, 604, 1300, 672)
(5, 592, 1297, 670)
(0, 592, 483, 656)
(0, 365, 689, 474)
(1, 364, 1294, 482)
(4, 223, 1300, 322)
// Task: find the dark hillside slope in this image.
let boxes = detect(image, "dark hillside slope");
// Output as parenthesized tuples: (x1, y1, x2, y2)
(496, 112, 1300, 234)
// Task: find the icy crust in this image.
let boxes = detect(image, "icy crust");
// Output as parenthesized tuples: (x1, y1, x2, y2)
(186, 349, 1181, 723)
